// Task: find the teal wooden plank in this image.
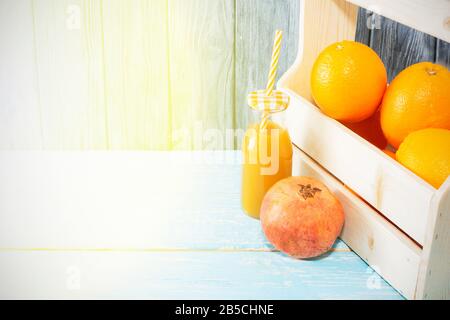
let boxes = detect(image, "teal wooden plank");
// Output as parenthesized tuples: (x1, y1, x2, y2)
(0, 151, 348, 251)
(0, 250, 403, 300)
(0, 151, 403, 299)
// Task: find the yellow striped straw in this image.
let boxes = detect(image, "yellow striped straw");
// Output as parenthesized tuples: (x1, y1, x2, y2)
(265, 30, 283, 97)
(261, 30, 283, 129)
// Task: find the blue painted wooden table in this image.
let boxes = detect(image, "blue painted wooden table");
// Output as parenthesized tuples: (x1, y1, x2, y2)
(0, 151, 403, 299)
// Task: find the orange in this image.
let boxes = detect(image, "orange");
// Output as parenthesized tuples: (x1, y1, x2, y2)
(396, 128, 450, 189)
(380, 62, 450, 149)
(344, 109, 387, 149)
(311, 41, 387, 123)
(382, 148, 396, 160)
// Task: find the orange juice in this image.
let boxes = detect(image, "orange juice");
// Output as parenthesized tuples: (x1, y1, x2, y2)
(241, 120, 292, 218)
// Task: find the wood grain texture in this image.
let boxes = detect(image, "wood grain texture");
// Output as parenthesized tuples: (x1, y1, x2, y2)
(0, 150, 348, 251)
(347, 0, 450, 43)
(416, 177, 450, 300)
(80, 0, 110, 149)
(354, 7, 371, 45)
(293, 146, 421, 300)
(278, 0, 358, 102)
(282, 89, 434, 245)
(356, 9, 450, 82)
(2, 1, 449, 150)
(31, 0, 109, 149)
(436, 39, 450, 67)
(100, 0, 170, 150)
(235, 0, 299, 138)
(0, 250, 402, 299)
(370, 14, 437, 82)
(0, 151, 402, 299)
(168, 0, 235, 150)
(1, 0, 299, 150)
(34, 0, 170, 149)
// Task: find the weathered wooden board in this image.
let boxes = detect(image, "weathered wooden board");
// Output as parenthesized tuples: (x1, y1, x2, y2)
(370, 14, 437, 82)
(100, 0, 170, 150)
(436, 40, 450, 67)
(79, 0, 110, 149)
(0, 250, 402, 300)
(235, 0, 299, 141)
(0, 151, 348, 251)
(30, 0, 170, 150)
(31, 0, 107, 149)
(356, 8, 449, 82)
(279, 0, 359, 104)
(2, 2, 449, 150)
(355, 7, 371, 45)
(348, 0, 450, 43)
(168, 0, 235, 150)
(283, 89, 435, 245)
(0, 151, 404, 299)
(293, 146, 421, 299)
(416, 178, 450, 300)
(1, 0, 300, 150)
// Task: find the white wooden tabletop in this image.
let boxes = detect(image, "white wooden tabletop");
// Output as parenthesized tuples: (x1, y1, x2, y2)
(0, 151, 403, 299)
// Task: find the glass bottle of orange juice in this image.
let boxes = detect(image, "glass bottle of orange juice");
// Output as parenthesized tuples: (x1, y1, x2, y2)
(241, 90, 292, 219)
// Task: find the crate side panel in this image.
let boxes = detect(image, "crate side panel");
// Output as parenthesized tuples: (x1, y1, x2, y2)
(347, 0, 450, 43)
(284, 91, 435, 245)
(416, 178, 450, 300)
(293, 147, 421, 300)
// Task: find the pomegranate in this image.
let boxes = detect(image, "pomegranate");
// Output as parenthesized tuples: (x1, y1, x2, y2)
(261, 176, 344, 259)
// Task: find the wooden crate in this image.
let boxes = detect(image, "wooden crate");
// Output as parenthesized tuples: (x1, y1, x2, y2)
(278, 0, 450, 300)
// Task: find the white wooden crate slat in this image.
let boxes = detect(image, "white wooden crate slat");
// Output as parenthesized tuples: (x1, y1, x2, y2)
(347, 0, 450, 43)
(279, 0, 450, 300)
(293, 147, 421, 300)
(416, 178, 450, 299)
(283, 89, 434, 245)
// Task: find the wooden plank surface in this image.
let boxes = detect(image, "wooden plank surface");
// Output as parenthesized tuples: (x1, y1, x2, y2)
(347, 0, 450, 43)
(2, 1, 449, 150)
(293, 147, 421, 299)
(436, 40, 450, 67)
(168, 0, 235, 150)
(0, 0, 299, 151)
(354, 7, 371, 45)
(282, 89, 435, 245)
(370, 14, 437, 82)
(0, 151, 403, 299)
(0, 251, 402, 300)
(278, 0, 358, 102)
(32, 0, 109, 149)
(0, 151, 346, 251)
(416, 178, 450, 300)
(235, 0, 299, 137)
(100, 0, 170, 150)
(356, 8, 450, 82)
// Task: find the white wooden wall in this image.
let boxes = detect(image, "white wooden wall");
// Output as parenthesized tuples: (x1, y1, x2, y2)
(0, 0, 299, 150)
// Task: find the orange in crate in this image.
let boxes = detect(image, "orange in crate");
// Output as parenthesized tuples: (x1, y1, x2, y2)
(343, 109, 387, 149)
(380, 62, 450, 149)
(311, 41, 387, 123)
